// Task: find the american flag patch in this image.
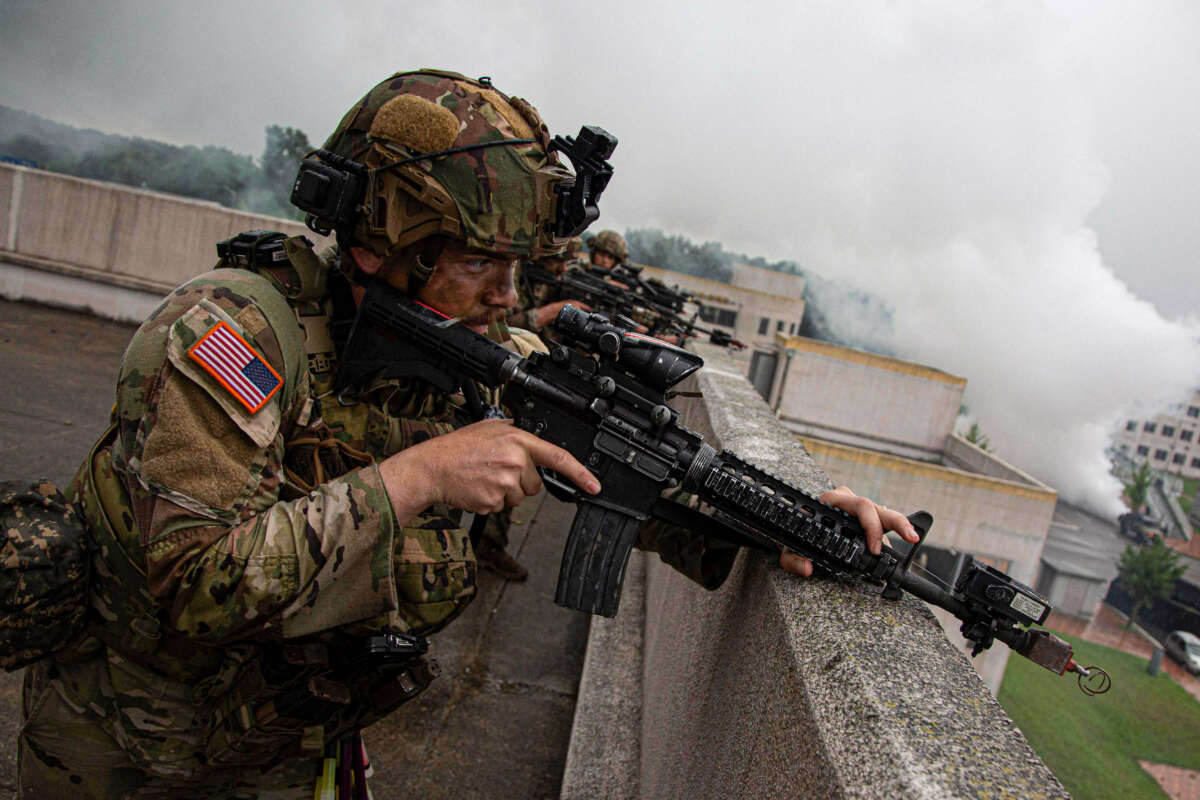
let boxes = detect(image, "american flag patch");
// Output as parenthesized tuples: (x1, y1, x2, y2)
(187, 322, 282, 414)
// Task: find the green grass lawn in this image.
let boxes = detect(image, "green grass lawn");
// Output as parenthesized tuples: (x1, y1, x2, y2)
(1180, 477, 1198, 516)
(998, 632, 1200, 799)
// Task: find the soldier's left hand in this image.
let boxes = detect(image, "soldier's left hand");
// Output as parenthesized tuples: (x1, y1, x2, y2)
(534, 299, 592, 329)
(778, 486, 919, 577)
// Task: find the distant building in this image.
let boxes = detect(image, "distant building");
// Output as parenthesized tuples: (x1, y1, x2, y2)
(1113, 390, 1200, 479)
(1036, 503, 1122, 621)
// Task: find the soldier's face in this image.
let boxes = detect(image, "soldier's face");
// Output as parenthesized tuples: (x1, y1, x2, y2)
(416, 242, 520, 334)
(591, 250, 617, 270)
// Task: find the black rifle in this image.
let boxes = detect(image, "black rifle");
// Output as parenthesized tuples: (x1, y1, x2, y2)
(596, 263, 747, 349)
(336, 284, 1109, 694)
(522, 263, 745, 349)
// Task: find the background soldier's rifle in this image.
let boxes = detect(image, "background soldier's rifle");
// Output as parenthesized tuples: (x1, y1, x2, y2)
(523, 262, 745, 349)
(596, 262, 747, 349)
(335, 286, 1110, 696)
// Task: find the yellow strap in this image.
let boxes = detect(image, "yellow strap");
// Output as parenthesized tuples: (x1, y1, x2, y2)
(313, 757, 337, 800)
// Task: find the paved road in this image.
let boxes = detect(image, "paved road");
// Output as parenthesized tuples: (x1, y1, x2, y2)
(0, 299, 587, 798)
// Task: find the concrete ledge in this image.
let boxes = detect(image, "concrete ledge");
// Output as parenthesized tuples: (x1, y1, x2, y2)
(1, 257, 166, 323)
(559, 554, 644, 799)
(562, 342, 1067, 799)
(0, 163, 330, 324)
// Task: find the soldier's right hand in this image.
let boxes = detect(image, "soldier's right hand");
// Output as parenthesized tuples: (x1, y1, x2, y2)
(379, 419, 601, 522)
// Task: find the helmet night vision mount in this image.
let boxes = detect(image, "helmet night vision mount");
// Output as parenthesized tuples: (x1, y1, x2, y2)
(291, 125, 617, 244)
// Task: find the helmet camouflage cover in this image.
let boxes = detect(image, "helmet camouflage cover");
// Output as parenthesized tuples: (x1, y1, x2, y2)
(322, 69, 574, 261)
(590, 230, 627, 262)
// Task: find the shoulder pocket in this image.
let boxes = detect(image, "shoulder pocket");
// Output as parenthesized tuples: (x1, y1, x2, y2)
(166, 300, 282, 448)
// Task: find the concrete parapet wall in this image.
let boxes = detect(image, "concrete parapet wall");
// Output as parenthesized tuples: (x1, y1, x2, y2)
(730, 260, 806, 298)
(800, 435, 1058, 692)
(0, 164, 329, 320)
(562, 342, 1067, 799)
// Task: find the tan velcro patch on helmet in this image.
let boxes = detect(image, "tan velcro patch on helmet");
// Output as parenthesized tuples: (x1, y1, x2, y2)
(508, 97, 550, 146)
(370, 95, 460, 154)
(478, 88, 536, 140)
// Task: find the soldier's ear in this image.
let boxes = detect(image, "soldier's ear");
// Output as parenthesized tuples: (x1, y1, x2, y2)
(349, 246, 386, 276)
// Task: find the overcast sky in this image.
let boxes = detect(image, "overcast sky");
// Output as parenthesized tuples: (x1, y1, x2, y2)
(3, 0, 1199, 514)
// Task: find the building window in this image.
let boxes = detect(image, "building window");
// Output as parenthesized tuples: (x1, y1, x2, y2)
(1120, 444, 1130, 452)
(1137, 445, 1150, 456)
(757, 317, 770, 336)
(721, 309, 738, 327)
(1163, 425, 1176, 437)
(699, 306, 738, 328)
(1193, 457, 1200, 469)
(1155, 449, 1169, 461)
(1126, 421, 1137, 431)
(1190, 407, 1200, 418)
(776, 320, 785, 332)
(1144, 422, 1157, 433)
(789, 322, 796, 335)
(1174, 453, 1186, 465)
(1183, 430, 1194, 442)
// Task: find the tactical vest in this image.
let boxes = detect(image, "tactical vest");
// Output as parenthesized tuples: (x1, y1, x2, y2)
(63, 231, 473, 773)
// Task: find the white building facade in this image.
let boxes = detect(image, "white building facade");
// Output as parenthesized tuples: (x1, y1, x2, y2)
(1113, 389, 1200, 479)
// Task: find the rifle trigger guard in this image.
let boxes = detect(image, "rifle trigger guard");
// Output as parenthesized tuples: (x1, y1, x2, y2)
(539, 468, 579, 504)
(538, 468, 650, 521)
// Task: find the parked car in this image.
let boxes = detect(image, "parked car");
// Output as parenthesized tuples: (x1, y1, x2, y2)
(1118, 511, 1167, 545)
(1164, 630, 1200, 675)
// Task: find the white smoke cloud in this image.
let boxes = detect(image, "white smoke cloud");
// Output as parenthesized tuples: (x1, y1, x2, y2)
(532, 0, 1200, 516)
(3, 0, 1200, 515)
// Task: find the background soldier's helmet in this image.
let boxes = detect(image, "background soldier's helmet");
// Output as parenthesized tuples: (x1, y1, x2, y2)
(565, 236, 584, 260)
(589, 230, 627, 262)
(321, 69, 574, 265)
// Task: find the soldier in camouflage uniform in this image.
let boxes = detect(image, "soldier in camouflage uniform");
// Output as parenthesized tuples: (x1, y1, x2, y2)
(18, 69, 917, 799)
(585, 229, 627, 273)
(15, 69, 610, 799)
(507, 237, 590, 334)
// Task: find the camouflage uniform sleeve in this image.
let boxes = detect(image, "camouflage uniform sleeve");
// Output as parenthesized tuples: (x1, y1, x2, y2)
(138, 466, 399, 641)
(634, 488, 740, 590)
(111, 272, 403, 642)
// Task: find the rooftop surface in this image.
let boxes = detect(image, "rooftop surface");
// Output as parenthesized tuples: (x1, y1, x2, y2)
(1043, 501, 1125, 582)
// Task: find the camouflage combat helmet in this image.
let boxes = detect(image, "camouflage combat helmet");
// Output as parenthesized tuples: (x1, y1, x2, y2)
(321, 69, 575, 275)
(564, 236, 584, 260)
(589, 230, 627, 262)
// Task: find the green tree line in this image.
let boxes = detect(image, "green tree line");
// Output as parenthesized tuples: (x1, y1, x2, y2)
(3, 106, 896, 354)
(1, 106, 307, 218)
